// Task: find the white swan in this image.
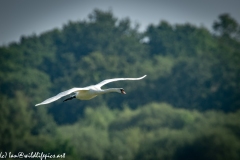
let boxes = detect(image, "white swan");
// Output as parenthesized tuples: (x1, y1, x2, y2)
(35, 75, 146, 106)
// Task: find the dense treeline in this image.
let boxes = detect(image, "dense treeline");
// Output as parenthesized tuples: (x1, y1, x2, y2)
(0, 10, 240, 159)
(59, 103, 240, 160)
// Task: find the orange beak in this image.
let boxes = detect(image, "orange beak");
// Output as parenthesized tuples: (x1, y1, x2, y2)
(121, 90, 126, 94)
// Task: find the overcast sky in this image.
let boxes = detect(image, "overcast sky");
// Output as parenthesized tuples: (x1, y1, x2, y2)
(1, 0, 240, 46)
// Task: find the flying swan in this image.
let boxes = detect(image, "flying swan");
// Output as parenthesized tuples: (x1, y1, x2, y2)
(35, 75, 146, 106)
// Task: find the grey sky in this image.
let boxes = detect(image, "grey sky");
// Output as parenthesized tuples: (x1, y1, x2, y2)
(0, 0, 240, 46)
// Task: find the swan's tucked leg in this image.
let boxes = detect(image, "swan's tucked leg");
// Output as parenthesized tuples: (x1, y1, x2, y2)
(63, 95, 76, 102)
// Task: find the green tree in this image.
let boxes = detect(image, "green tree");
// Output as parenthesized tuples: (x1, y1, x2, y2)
(213, 13, 240, 39)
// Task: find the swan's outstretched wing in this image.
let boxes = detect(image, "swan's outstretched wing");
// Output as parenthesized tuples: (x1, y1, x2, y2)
(35, 88, 88, 106)
(95, 75, 147, 88)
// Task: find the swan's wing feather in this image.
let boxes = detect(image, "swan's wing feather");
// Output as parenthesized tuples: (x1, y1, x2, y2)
(35, 87, 87, 106)
(95, 75, 147, 87)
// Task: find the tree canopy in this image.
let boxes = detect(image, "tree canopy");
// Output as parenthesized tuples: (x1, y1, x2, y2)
(0, 10, 239, 159)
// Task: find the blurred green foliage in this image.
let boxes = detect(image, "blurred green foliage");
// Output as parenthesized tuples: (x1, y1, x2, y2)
(59, 103, 240, 160)
(0, 9, 239, 159)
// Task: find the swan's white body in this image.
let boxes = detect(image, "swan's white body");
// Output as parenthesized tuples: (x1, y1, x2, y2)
(35, 75, 146, 106)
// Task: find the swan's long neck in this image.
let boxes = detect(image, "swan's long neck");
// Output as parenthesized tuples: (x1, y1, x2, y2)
(99, 88, 120, 94)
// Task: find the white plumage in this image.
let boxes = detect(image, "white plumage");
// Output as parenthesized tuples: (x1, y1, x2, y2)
(35, 75, 146, 106)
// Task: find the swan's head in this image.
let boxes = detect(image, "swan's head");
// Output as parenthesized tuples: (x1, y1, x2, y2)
(120, 88, 126, 94)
